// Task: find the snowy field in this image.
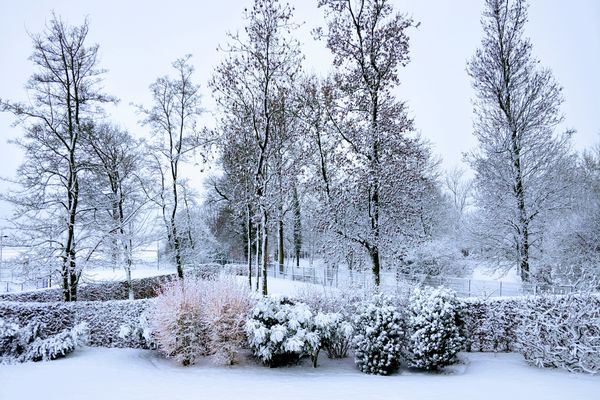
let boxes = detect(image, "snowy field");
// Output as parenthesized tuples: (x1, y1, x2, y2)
(0, 347, 597, 400)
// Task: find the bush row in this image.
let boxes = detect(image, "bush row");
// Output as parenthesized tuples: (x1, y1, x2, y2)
(0, 299, 154, 349)
(2, 279, 597, 374)
(463, 294, 600, 374)
(0, 274, 175, 302)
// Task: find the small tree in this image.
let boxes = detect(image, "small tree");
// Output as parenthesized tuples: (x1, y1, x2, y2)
(85, 123, 147, 299)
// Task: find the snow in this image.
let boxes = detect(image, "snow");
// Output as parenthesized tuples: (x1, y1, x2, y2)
(0, 347, 597, 400)
(80, 264, 176, 282)
(471, 265, 521, 283)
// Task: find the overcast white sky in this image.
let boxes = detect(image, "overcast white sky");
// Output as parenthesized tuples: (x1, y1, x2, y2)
(1, 0, 599, 222)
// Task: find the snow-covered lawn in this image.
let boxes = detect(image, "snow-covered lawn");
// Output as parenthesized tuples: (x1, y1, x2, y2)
(0, 348, 597, 400)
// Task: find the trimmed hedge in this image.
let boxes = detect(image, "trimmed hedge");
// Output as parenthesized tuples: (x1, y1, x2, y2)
(462, 295, 600, 358)
(0, 274, 175, 302)
(0, 299, 154, 348)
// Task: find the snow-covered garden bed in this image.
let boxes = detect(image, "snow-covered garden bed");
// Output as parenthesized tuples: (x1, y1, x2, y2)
(0, 347, 597, 400)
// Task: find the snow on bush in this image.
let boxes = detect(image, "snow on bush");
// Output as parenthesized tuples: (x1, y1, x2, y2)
(204, 278, 252, 365)
(25, 323, 88, 362)
(314, 311, 353, 359)
(152, 278, 212, 366)
(517, 295, 600, 374)
(245, 296, 321, 367)
(405, 287, 465, 370)
(151, 277, 252, 366)
(0, 300, 153, 349)
(296, 285, 366, 359)
(0, 318, 87, 363)
(352, 293, 404, 375)
(119, 311, 155, 349)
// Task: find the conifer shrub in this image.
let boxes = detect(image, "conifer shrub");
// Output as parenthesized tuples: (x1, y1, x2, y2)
(352, 293, 404, 375)
(405, 287, 465, 370)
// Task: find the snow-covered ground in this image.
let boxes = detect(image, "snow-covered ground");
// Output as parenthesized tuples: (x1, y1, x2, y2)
(0, 347, 597, 400)
(80, 264, 177, 282)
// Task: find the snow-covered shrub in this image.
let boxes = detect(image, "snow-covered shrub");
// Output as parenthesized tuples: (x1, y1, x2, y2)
(314, 312, 353, 359)
(119, 311, 155, 349)
(295, 286, 365, 359)
(245, 296, 320, 367)
(0, 318, 87, 363)
(405, 287, 465, 370)
(25, 323, 88, 362)
(0, 274, 173, 302)
(352, 294, 404, 375)
(152, 278, 211, 366)
(151, 277, 252, 366)
(204, 278, 252, 365)
(461, 298, 522, 353)
(0, 319, 41, 361)
(517, 295, 600, 374)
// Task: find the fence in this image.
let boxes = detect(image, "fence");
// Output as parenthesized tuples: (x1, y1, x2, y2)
(235, 261, 575, 298)
(1, 257, 577, 298)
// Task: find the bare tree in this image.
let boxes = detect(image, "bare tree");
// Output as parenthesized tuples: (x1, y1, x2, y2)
(85, 123, 148, 299)
(467, 0, 574, 282)
(315, 0, 432, 285)
(211, 0, 302, 295)
(1, 15, 115, 301)
(137, 55, 206, 279)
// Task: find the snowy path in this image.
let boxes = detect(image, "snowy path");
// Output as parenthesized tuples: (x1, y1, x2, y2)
(1, 348, 597, 400)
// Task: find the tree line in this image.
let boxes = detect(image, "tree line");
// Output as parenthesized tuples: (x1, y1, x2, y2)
(1, 0, 598, 301)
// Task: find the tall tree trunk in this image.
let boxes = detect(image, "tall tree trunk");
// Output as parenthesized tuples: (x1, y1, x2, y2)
(262, 209, 269, 296)
(370, 247, 381, 287)
(512, 128, 530, 282)
(247, 205, 253, 289)
(255, 221, 261, 291)
(278, 219, 284, 274)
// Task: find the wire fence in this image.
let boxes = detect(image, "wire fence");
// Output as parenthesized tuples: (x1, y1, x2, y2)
(232, 261, 575, 298)
(1, 257, 577, 298)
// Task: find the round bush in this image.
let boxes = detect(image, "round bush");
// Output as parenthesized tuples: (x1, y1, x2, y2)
(245, 295, 320, 367)
(405, 286, 465, 370)
(353, 293, 404, 375)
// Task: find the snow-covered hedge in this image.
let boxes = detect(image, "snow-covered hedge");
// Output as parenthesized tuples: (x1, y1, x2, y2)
(0, 274, 174, 302)
(462, 298, 519, 352)
(462, 294, 600, 374)
(405, 287, 465, 370)
(0, 318, 88, 363)
(0, 299, 153, 349)
(352, 294, 404, 375)
(517, 295, 600, 374)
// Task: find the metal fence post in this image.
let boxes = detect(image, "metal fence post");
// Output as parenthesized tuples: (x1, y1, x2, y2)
(499, 281, 502, 297)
